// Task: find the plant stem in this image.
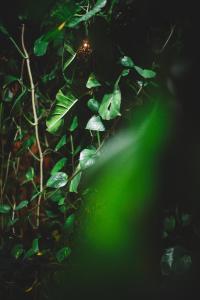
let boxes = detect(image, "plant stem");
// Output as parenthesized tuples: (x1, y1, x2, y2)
(21, 24, 43, 228)
(97, 131, 101, 148)
(70, 134, 75, 171)
(9, 36, 26, 58)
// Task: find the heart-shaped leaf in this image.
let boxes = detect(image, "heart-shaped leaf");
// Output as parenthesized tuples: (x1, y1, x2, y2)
(79, 149, 98, 169)
(99, 87, 121, 120)
(87, 98, 100, 113)
(86, 115, 105, 131)
(47, 172, 68, 188)
(86, 73, 101, 89)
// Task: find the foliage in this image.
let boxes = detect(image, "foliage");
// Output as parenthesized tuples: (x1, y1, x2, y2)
(0, 0, 195, 298)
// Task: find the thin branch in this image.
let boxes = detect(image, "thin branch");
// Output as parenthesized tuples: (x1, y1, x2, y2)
(21, 24, 44, 228)
(158, 25, 175, 54)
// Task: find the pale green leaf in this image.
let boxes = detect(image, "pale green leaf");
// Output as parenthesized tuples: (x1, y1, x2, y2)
(47, 172, 68, 188)
(86, 115, 105, 131)
(99, 87, 121, 120)
(46, 90, 78, 134)
(120, 56, 135, 68)
(68, 0, 107, 28)
(79, 149, 98, 169)
(86, 73, 101, 89)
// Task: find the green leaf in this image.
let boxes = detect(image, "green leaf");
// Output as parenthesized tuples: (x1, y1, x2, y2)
(63, 52, 76, 70)
(69, 169, 82, 193)
(134, 66, 156, 79)
(69, 116, 78, 132)
(55, 135, 67, 151)
(32, 238, 39, 253)
(161, 246, 192, 276)
(120, 56, 135, 68)
(87, 98, 100, 113)
(34, 36, 49, 56)
(15, 201, 29, 211)
(0, 23, 9, 36)
(121, 69, 130, 77)
(120, 56, 156, 79)
(51, 158, 67, 175)
(47, 172, 68, 188)
(11, 244, 24, 259)
(25, 167, 34, 182)
(56, 246, 71, 262)
(68, 0, 107, 28)
(163, 216, 176, 233)
(48, 190, 65, 205)
(64, 214, 75, 231)
(86, 73, 101, 89)
(99, 87, 121, 120)
(45, 209, 57, 218)
(16, 135, 35, 156)
(181, 213, 191, 227)
(46, 90, 78, 134)
(86, 115, 105, 131)
(79, 149, 98, 169)
(10, 86, 27, 114)
(24, 248, 35, 259)
(0, 204, 11, 214)
(24, 238, 39, 259)
(63, 45, 77, 71)
(3, 75, 20, 86)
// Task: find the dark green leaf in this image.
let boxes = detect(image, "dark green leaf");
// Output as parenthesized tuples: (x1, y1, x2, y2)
(15, 201, 29, 211)
(32, 238, 39, 253)
(25, 167, 34, 182)
(56, 246, 71, 262)
(47, 172, 68, 188)
(24, 249, 35, 259)
(70, 116, 78, 132)
(163, 216, 176, 233)
(34, 36, 49, 56)
(11, 244, 24, 259)
(87, 98, 100, 113)
(63, 45, 76, 70)
(0, 24, 9, 36)
(0, 204, 11, 214)
(64, 214, 75, 231)
(50, 158, 67, 175)
(55, 135, 67, 151)
(181, 213, 191, 227)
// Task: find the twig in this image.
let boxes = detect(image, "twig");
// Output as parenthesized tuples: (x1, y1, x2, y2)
(158, 25, 175, 54)
(21, 24, 44, 228)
